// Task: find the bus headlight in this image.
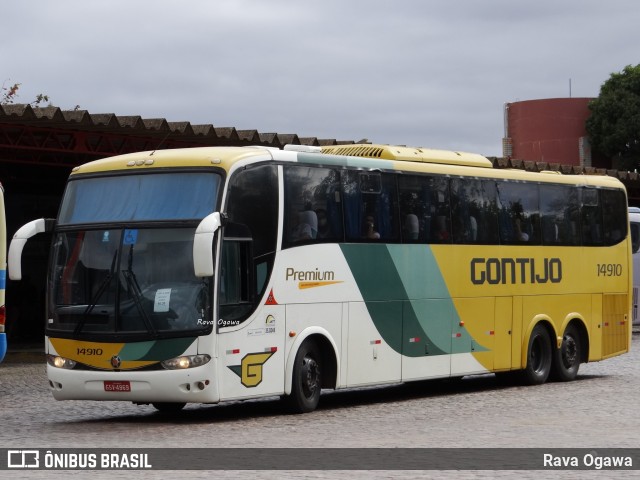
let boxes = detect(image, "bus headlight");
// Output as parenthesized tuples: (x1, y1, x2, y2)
(47, 354, 77, 369)
(161, 354, 211, 370)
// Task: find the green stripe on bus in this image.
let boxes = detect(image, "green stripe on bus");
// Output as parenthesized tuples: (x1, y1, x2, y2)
(340, 244, 482, 356)
(118, 341, 155, 360)
(120, 337, 197, 361)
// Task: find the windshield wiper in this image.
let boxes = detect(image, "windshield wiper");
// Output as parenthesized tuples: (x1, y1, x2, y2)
(74, 251, 117, 336)
(122, 244, 157, 336)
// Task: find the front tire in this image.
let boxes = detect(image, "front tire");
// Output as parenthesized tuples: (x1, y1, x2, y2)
(285, 340, 322, 413)
(521, 324, 552, 385)
(550, 324, 581, 381)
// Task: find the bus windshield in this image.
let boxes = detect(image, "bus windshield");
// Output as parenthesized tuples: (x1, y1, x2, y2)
(48, 227, 211, 337)
(48, 171, 220, 338)
(58, 172, 220, 224)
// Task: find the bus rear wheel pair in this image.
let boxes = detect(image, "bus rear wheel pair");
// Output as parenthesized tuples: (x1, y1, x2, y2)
(522, 323, 581, 385)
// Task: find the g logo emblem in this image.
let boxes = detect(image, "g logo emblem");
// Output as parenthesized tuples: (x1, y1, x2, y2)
(228, 352, 275, 388)
(240, 352, 274, 387)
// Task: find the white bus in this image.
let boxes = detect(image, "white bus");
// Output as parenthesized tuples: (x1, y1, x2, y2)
(8, 144, 632, 412)
(629, 207, 640, 325)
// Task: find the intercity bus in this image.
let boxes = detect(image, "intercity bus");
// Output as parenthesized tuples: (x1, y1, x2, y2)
(8, 144, 632, 412)
(0, 182, 5, 362)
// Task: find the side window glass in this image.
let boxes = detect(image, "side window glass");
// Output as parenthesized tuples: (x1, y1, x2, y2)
(497, 181, 540, 245)
(398, 175, 450, 243)
(601, 189, 627, 245)
(581, 188, 603, 246)
(540, 184, 580, 245)
(343, 171, 399, 242)
(226, 165, 278, 258)
(451, 178, 498, 244)
(428, 176, 451, 244)
(218, 237, 253, 325)
(399, 175, 429, 243)
(283, 166, 343, 247)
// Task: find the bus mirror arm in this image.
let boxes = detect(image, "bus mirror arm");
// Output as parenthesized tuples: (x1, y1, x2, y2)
(193, 212, 224, 277)
(8, 218, 55, 281)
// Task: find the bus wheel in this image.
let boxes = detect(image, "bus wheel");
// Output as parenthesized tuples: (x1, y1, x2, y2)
(152, 402, 186, 413)
(521, 324, 552, 385)
(550, 324, 581, 382)
(286, 340, 322, 413)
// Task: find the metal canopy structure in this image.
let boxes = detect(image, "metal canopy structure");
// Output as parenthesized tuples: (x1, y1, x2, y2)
(0, 104, 357, 169)
(2, 103, 639, 182)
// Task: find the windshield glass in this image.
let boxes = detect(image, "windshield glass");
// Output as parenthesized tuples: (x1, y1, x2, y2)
(48, 227, 211, 336)
(58, 172, 220, 224)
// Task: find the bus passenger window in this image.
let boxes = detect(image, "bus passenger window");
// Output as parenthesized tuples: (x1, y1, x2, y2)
(429, 177, 451, 244)
(497, 181, 540, 245)
(451, 178, 475, 243)
(284, 166, 343, 247)
(581, 188, 603, 246)
(540, 184, 580, 246)
(398, 174, 452, 244)
(601, 189, 627, 245)
(343, 170, 399, 243)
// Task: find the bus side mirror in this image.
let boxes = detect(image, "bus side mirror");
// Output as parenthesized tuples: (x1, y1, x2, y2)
(8, 218, 55, 281)
(193, 212, 224, 277)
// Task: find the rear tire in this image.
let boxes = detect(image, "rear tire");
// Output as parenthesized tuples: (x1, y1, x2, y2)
(521, 324, 552, 385)
(550, 324, 581, 381)
(152, 402, 186, 413)
(285, 340, 322, 413)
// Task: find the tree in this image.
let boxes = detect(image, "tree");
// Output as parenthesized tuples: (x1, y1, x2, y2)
(1, 80, 50, 106)
(586, 64, 640, 170)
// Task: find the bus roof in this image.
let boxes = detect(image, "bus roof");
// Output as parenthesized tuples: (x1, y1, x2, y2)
(68, 144, 625, 191)
(69, 146, 273, 175)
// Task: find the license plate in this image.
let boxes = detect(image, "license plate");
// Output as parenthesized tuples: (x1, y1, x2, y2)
(104, 381, 131, 392)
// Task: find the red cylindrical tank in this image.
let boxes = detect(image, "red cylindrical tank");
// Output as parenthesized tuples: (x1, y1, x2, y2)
(505, 98, 592, 165)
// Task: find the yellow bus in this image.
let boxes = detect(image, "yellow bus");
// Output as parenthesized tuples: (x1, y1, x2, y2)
(8, 144, 631, 412)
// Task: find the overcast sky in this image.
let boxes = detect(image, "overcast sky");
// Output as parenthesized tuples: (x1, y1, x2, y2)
(3, 1, 639, 157)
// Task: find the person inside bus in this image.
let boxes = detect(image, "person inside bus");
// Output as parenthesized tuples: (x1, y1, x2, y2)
(468, 215, 478, 242)
(435, 215, 450, 242)
(404, 213, 419, 240)
(363, 215, 380, 240)
(315, 208, 331, 239)
(289, 205, 318, 243)
(515, 216, 529, 241)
